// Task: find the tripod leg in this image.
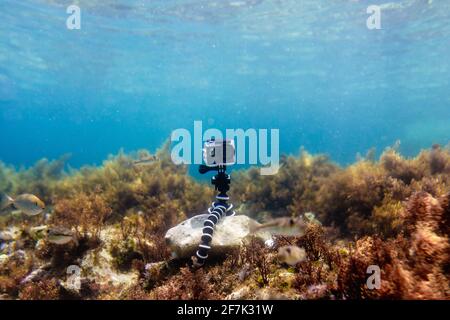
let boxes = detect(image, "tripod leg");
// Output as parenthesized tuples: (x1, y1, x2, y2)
(193, 170, 234, 268)
(194, 202, 228, 267)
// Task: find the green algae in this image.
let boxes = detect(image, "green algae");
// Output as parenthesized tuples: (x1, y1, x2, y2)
(0, 142, 449, 299)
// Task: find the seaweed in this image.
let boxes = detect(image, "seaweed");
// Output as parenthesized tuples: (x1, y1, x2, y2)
(18, 278, 61, 300)
(0, 155, 70, 203)
(0, 142, 449, 300)
(241, 237, 273, 287)
(52, 191, 112, 242)
(232, 150, 339, 219)
(336, 192, 450, 299)
(233, 144, 450, 238)
(150, 267, 220, 300)
(0, 252, 34, 298)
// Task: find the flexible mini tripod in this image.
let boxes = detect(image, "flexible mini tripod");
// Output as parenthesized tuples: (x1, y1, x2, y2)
(193, 164, 235, 268)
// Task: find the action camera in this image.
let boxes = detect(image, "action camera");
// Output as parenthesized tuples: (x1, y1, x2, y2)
(202, 139, 236, 167)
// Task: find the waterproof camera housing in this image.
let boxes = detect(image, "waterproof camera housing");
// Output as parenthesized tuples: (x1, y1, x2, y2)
(203, 139, 236, 167)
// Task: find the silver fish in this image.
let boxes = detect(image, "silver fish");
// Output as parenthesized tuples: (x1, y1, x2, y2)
(250, 217, 307, 237)
(47, 227, 76, 245)
(132, 155, 158, 167)
(0, 194, 14, 212)
(13, 194, 45, 217)
(277, 245, 307, 266)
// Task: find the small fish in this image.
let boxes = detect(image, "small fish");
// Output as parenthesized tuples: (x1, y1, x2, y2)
(47, 227, 76, 245)
(13, 194, 45, 217)
(27, 225, 49, 240)
(277, 246, 306, 266)
(0, 194, 14, 211)
(132, 155, 158, 167)
(250, 217, 307, 237)
(303, 212, 321, 225)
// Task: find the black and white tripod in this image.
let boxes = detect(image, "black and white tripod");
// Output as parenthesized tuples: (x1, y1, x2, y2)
(193, 164, 236, 268)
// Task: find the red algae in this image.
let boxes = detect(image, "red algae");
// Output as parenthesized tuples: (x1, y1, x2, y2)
(0, 144, 449, 300)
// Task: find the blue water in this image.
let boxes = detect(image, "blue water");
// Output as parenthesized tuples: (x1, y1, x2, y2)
(1, 0, 449, 169)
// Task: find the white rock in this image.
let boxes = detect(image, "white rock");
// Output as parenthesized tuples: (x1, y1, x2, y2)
(165, 214, 271, 259)
(0, 227, 20, 241)
(226, 286, 251, 300)
(80, 226, 138, 288)
(0, 254, 8, 265)
(0, 232, 13, 242)
(265, 238, 275, 248)
(145, 261, 165, 273)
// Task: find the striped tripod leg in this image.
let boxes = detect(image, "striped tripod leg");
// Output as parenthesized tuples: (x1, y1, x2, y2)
(225, 203, 236, 217)
(195, 204, 226, 266)
(215, 194, 236, 217)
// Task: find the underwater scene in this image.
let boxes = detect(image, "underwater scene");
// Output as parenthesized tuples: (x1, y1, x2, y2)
(0, 0, 449, 301)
